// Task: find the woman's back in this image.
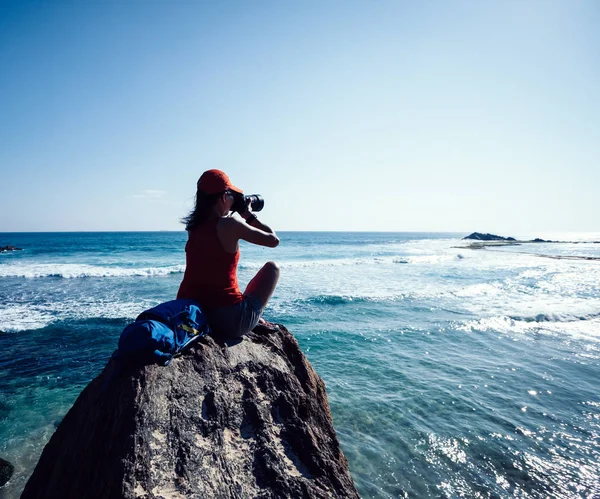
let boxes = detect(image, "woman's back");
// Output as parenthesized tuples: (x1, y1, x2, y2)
(177, 219, 243, 310)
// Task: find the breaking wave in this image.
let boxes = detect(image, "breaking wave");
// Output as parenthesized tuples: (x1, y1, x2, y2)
(0, 264, 186, 279)
(238, 254, 464, 270)
(0, 299, 157, 333)
(507, 312, 600, 323)
(295, 293, 412, 307)
(458, 313, 600, 340)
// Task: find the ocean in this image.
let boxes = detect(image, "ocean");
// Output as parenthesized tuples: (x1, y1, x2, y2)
(1, 231, 599, 498)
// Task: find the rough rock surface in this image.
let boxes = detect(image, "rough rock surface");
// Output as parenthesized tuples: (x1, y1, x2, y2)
(21, 326, 358, 499)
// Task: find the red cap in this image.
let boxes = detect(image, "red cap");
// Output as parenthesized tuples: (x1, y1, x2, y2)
(197, 169, 243, 195)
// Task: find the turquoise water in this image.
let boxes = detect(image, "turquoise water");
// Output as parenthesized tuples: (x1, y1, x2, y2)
(1, 232, 599, 497)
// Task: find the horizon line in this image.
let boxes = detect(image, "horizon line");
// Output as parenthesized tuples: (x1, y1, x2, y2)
(0, 229, 471, 234)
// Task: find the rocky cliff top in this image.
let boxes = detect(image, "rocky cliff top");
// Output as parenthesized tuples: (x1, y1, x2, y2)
(22, 326, 358, 499)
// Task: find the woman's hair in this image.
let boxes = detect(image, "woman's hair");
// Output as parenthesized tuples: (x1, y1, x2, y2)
(181, 190, 224, 231)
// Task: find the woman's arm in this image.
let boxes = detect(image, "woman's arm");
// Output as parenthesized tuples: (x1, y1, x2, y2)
(238, 214, 280, 247)
(241, 211, 275, 234)
(217, 216, 279, 251)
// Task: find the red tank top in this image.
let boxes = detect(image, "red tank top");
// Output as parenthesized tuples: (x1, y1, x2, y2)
(176, 219, 243, 310)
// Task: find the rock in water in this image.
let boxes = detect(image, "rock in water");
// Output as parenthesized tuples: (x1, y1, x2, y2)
(21, 326, 359, 498)
(0, 457, 14, 487)
(463, 232, 514, 241)
(0, 245, 22, 252)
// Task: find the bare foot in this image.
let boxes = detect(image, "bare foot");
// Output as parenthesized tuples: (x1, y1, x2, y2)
(253, 318, 280, 334)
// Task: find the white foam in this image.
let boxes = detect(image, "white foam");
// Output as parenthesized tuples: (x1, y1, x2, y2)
(240, 253, 465, 271)
(0, 299, 158, 333)
(406, 254, 463, 264)
(0, 263, 185, 279)
(453, 283, 504, 298)
(458, 315, 600, 341)
(0, 304, 55, 332)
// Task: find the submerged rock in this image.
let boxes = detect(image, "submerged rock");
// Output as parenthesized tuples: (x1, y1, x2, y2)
(0, 457, 14, 487)
(0, 245, 22, 253)
(21, 326, 358, 498)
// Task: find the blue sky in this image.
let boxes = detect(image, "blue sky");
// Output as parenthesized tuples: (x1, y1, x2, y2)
(1, 0, 598, 233)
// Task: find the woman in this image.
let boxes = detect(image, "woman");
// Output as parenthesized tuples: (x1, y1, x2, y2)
(177, 169, 280, 338)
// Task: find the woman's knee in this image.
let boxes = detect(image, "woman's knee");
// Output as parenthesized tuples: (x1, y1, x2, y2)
(245, 261, 280, 302)
(264, 261, 280, 277)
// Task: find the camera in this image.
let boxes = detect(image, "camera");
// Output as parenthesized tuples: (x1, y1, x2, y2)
(231, 193, 264, 214)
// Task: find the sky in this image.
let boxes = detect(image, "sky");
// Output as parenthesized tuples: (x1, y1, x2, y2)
(0, 0, 598, 233)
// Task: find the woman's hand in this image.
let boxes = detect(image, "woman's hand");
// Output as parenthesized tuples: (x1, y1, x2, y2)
(230, 192, 248, 215)
(241, 197, 253, 218)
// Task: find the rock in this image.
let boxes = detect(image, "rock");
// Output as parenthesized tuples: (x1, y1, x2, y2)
(0, 457, 14, 487)
(0, 245, 22, 253)
(21, 326, 359, 499)
(463, 232, 514, 241)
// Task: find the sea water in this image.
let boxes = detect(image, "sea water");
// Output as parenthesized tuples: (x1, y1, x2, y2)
(1, 231, 599, 498)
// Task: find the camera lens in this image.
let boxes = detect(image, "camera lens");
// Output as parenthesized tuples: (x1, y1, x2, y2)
(245, 195, 264, 212)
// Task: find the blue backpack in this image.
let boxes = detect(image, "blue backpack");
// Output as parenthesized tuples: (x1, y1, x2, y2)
(116, 299, 211, 366)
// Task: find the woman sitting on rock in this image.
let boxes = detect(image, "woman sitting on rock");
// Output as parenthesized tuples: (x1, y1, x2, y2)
(177, 169, 280, 338)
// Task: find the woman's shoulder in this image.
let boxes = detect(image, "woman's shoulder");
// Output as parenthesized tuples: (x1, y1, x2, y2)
(217, 215, 243, 231)
(216, 216, 243, 253)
